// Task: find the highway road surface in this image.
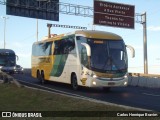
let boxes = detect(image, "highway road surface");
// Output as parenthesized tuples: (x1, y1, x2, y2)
(12, 72, 160, 112)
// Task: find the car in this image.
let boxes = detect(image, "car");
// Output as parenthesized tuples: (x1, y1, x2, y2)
(14, 65, 24, 74)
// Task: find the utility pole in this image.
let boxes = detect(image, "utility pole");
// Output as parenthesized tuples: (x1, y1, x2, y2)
(1, 16, 9, 49)
(142, 12, 148, 74)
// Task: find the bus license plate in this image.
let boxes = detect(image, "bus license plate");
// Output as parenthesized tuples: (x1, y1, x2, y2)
(108, 82, 115, 86)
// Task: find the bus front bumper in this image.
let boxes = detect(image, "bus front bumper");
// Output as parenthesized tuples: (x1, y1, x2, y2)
(89, 76, 128, 87)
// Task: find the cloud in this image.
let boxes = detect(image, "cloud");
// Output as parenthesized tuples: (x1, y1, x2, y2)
(147, 26, 160, 31)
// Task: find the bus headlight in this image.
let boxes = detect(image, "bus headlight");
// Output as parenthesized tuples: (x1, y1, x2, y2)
(124, 81, 128, 86)
(93, 75, 97, 78)
(92, 81, 96, 85)
(124, 74, 128, 78)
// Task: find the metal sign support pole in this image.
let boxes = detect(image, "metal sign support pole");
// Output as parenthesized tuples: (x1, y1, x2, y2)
(142, 12, 148, 74)
(3, 17, 6, 49)
(36, 19, 38, 42)
(1, 16, 9, 49)
(47, 24, 52, 38)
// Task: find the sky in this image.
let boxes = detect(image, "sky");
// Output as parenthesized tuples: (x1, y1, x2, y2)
(0, 0, 160, 74)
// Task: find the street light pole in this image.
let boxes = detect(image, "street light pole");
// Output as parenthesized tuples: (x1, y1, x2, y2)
(1, 16, 9, 49)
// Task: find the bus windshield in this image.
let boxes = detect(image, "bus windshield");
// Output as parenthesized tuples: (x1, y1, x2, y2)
(0, 54, 16, 67)
(88, 39, 128, 73)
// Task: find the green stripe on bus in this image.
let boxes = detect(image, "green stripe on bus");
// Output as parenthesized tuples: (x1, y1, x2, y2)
(50, 54, 68, 77)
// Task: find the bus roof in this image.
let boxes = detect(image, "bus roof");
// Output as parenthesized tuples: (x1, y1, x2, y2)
(36, 30, 123, 43)
(0, 49, 15, 54)
(75, 30, 122, 40)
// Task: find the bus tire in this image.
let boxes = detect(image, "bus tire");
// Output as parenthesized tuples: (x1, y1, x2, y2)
(71, 73, 78, 90)
(41, 71, 46, 84)
(37, 70, 41, 82)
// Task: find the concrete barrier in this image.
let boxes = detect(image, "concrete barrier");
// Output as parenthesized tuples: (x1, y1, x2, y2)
(23, 68, 31, 76)
(128, 73, 160, 88)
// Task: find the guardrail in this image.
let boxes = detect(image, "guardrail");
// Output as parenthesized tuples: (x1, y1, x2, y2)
(0, 70, 22, 87)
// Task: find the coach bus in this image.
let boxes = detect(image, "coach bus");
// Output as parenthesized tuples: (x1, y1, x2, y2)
(31, 30, 135, 90)
(0, 49, 18, 74)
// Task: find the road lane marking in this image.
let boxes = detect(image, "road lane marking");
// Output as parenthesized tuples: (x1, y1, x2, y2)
(142, 93, 160, 97)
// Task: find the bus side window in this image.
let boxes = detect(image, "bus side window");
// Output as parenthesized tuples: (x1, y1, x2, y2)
(53, 35, 76, 55)
(32, 42, 52, 56)
(53, 41, 62, 55)
(63, 36, 75, 54)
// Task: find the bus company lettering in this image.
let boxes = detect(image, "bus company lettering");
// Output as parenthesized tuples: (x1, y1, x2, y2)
(39, 57, 51, 63)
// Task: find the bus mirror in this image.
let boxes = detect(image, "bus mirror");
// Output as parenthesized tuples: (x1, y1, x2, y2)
(81, 43, 91, 56)
(16, 55, 19, 61)
(126, 45, 135, 58)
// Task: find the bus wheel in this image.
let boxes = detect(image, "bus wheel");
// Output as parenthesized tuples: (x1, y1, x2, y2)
(71, 74, 78, 90)
(37, 71, 41, 82)
(41, 71, 46, 84)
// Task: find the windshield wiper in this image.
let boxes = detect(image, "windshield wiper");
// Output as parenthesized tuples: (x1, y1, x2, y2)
(102, 56, 113, 70)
